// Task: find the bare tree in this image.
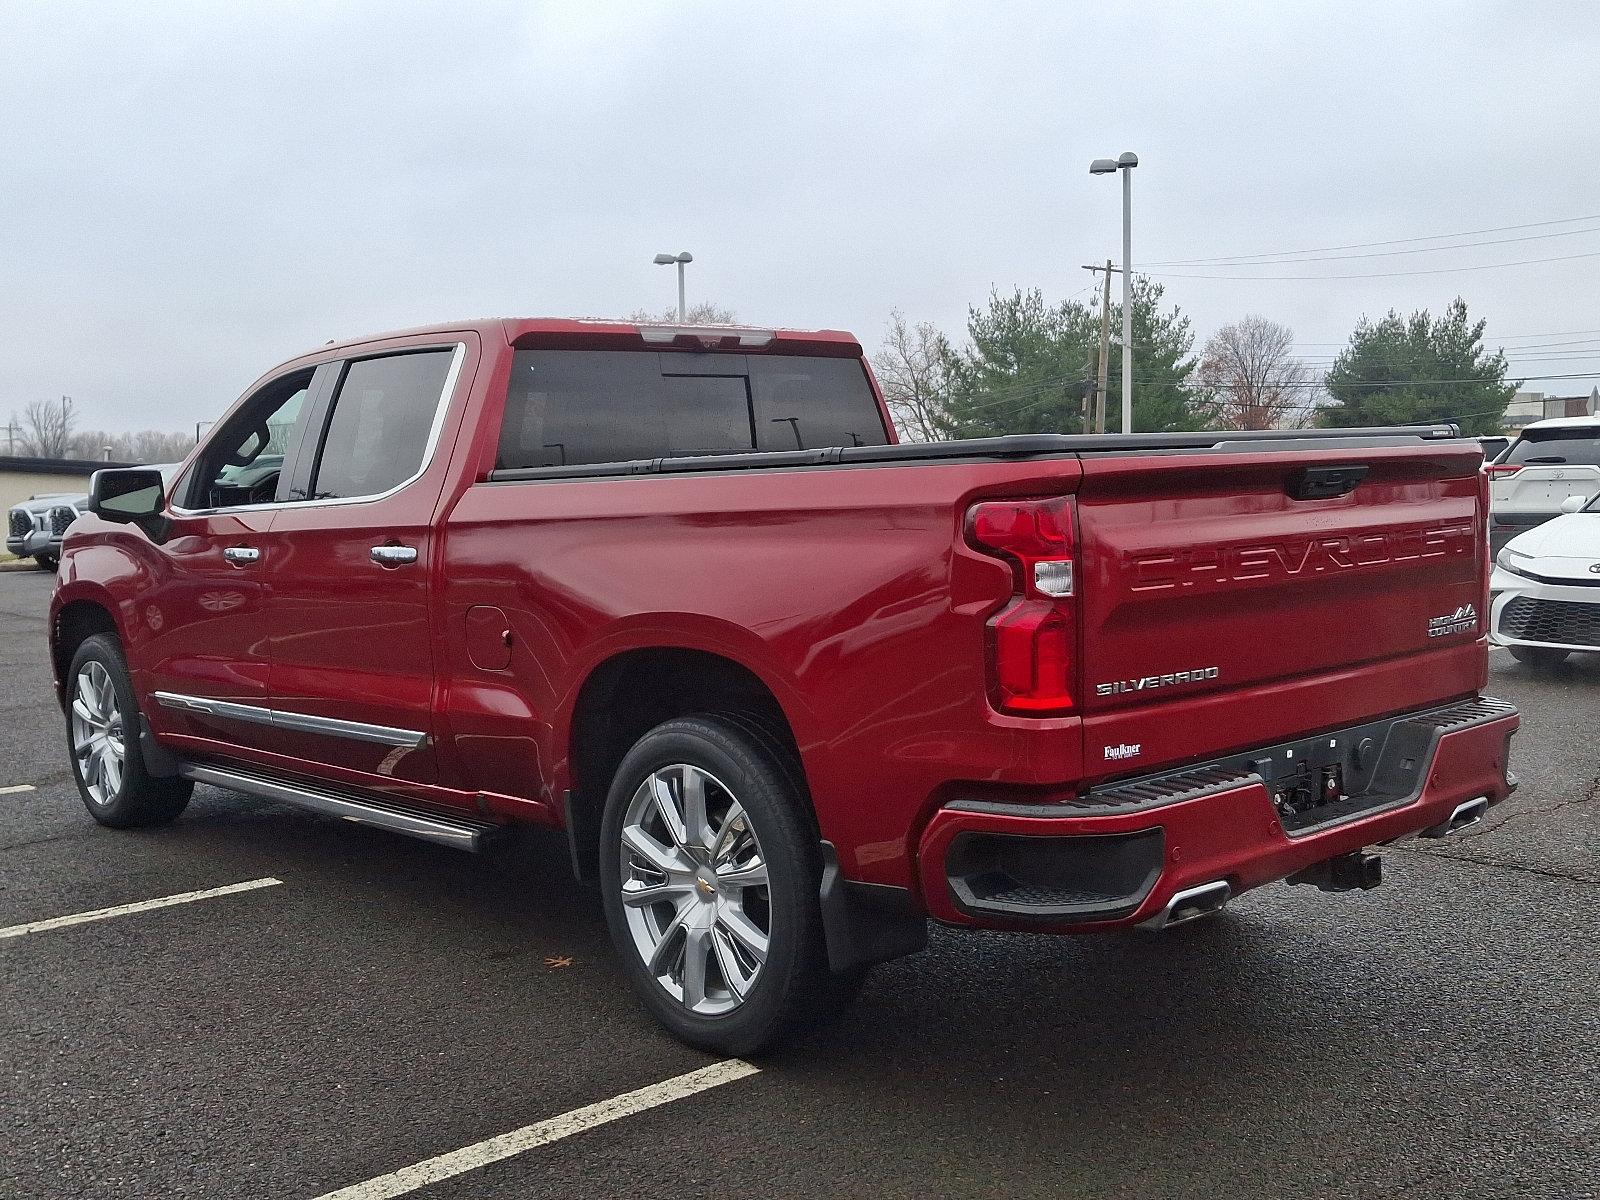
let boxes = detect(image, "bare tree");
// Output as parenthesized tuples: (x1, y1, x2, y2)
(20, 397, 76, 457)
(69, 428, 195, 464)
(871, 310, 956, 442)
(628, 301, 738, 325)
(1198, 316, 1317, 430)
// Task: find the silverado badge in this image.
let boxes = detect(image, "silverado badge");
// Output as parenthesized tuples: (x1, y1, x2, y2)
(1094, 665, 1220, 698)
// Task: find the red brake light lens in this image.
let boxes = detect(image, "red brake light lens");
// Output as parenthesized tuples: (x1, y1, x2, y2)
(1485, 463, 1522, 478)
(966, 497, 1077, 715)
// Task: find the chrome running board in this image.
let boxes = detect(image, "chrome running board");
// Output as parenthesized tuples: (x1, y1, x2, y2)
(179, 763, 500, 851)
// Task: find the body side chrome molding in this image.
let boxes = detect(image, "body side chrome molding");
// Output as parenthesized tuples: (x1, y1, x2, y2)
(177, 763, 493, 851)
(153, 691, 428, 748)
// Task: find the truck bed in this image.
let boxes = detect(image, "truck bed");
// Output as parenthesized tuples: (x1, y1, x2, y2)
(487, 425, 1468, 481)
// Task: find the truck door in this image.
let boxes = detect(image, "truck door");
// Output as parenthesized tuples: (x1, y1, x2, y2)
(259, 339, 472, 790)
(143, 366, 329, 748)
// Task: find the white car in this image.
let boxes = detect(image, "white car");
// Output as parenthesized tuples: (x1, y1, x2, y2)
(1490, 493, 1600, 668)
(1487, 415, 1600, 554)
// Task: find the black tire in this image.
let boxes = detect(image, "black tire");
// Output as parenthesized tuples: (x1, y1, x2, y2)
(65, 633, 192, 828)
(34, 552, 58, 571)
(599, 714, 863, 1055)
(1508, 644, 1569, 669)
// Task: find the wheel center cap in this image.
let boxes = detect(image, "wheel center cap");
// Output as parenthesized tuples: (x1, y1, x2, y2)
(695, 873, 718, 899)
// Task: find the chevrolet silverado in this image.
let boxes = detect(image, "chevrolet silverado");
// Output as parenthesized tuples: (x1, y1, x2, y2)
(50, 318, 1519, 1052)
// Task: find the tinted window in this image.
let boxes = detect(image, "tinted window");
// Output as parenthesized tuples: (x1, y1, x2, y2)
(184, 371, 311, 509)
(660, 375, 754, 454)
(312, 350, 454, 499)
(750, 356, 886, 451)
(497, 350, 887, 469)
(1504, 427, 1600, 467)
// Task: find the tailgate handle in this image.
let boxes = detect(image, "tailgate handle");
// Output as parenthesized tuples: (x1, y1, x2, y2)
(1287, 465, 1368, 500)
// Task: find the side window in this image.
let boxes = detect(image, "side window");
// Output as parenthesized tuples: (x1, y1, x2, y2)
(184, 370, 313, 509)
(310, 350, 455, 500)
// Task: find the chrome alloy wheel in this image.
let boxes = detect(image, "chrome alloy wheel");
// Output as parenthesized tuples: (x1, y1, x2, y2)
(71, 661, 125, 806)
(619, 763, 771, 1016)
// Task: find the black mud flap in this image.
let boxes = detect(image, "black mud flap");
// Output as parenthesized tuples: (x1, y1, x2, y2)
(818, 841, 928, 972)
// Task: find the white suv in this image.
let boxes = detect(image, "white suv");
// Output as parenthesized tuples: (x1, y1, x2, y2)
(1487, 415, 1600, 554)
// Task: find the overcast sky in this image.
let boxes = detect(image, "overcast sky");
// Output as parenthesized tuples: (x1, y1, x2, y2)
(3, 1, 1598, 436)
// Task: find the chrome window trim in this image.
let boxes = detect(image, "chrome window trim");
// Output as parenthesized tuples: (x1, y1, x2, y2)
(170, 341, 467, 518)
(153, 691, 428, 748)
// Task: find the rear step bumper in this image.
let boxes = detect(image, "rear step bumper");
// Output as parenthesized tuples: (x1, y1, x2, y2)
(179, 763, 504, 851)
(918, 696, 1518, 931)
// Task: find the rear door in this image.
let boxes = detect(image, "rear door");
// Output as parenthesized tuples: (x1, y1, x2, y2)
(1074, 441, 1485, 776)
(259, 340, 470, 788)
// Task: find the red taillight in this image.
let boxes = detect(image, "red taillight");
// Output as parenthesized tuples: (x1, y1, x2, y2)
(1485, 463, 1522, 478)
(966, 497, 1077, 715)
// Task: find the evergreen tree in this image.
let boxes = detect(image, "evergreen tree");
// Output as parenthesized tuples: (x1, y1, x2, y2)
(1317, 298, 1514, 435)
(941, 280, 1212, 437)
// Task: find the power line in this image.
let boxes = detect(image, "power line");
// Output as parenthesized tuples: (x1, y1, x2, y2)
(1149, 224, 1600, 267)
(1291, 352, 1600, 366)
(1145, 248, 1600, 281)
(1143, 213, 1600, 267)
(1292, 327, 1600, 346)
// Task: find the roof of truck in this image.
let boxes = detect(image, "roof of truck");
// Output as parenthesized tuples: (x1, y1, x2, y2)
(315, 318, 864, 357)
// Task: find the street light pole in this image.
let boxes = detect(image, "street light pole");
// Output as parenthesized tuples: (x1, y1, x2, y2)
(1120, 162, 1133, 438)
(1089, 151, 1139, 433)
(652, 251, 694, 321)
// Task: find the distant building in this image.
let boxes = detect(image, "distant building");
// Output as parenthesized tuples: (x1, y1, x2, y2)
(1503, 387, 1599, 433)
(0, 454, 130, 513)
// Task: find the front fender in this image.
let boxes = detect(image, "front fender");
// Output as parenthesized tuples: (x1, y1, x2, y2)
(50, 523, 163, 696)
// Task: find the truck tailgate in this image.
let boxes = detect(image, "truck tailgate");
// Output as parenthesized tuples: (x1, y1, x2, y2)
(1075, 442, 1486, 776)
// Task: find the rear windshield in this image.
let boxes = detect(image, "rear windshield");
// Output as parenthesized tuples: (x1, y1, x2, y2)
(1504, 427, 1600, 466)
(496, 349, 888, 470)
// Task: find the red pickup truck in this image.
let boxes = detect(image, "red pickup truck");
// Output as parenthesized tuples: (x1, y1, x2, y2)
(50, 318, 1518, 1052)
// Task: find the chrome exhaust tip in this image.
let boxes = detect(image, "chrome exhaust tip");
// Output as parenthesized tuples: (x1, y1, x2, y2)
(1140, 880, 1231, 930)
(1420, 796, 1489, 839)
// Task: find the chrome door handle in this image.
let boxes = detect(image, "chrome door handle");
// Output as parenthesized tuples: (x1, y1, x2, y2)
(371, 544, 418, 567)
(223, 546, 261, 565)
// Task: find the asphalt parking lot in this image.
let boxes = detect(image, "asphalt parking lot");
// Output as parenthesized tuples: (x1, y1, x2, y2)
(2, 564, 1596, 1200)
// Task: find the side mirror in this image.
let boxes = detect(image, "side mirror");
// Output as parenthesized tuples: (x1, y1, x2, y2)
(1560, 495, 1588, 514)
(88, 468, 172, 542)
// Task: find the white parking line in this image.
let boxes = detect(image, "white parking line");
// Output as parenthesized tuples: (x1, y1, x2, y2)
(0, 877, 283, 940)
(0, 784, 36, 795)
(311, 1058, 762, 1200)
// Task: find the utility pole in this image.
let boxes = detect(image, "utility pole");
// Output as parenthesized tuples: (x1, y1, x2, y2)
(1081, 260, 1115, 433)
(1097, 258, 1111, 435)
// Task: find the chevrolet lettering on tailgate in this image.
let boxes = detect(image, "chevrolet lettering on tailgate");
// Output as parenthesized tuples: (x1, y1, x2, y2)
(1129, 522, 1477, 594)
